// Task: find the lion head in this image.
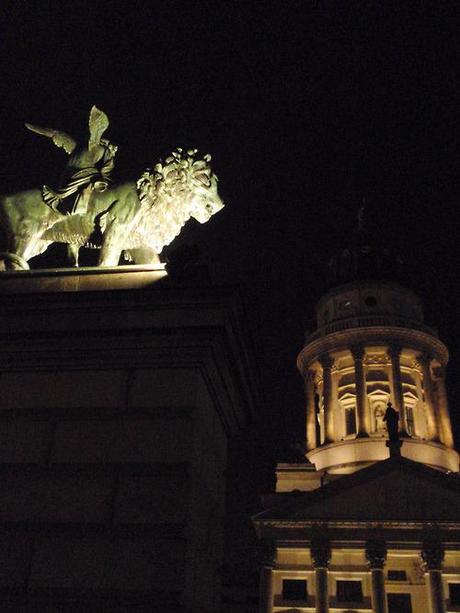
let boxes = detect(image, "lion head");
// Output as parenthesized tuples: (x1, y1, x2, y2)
(135, 149, 224, 253)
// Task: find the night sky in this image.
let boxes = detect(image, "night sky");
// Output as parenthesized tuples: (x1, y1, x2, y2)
(2, 2, 460, 483)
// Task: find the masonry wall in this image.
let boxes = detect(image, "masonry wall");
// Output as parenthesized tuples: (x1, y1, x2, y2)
(0, 281, 257, 613)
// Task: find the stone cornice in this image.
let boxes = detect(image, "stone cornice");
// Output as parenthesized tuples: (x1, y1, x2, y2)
(297, 326, 449, 372)
(255, 519, 460, 531)
(0, 281, 260, 435)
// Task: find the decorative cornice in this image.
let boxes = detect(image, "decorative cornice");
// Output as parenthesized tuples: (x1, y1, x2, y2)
(297, 326, 448, 373)
(254, 519, 460, 531)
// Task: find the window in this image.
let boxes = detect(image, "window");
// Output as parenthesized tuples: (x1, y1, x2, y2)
(388, 593, 412, 613)
(450, 583, 460, 605)
(405, 405, 414, 436)
(387, 570, 407, 581)
(282, 579, 307, 601)
(345, 407, 357, 435)
(336, 580, 363, 602)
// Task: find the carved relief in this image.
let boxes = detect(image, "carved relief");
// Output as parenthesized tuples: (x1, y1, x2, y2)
(364, 354, 390, 366)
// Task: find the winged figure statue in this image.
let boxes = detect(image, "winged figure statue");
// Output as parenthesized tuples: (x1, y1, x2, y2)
(25, 106, 117, 213)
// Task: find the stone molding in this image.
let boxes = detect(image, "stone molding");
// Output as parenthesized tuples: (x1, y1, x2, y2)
(297, 326, 448, 373)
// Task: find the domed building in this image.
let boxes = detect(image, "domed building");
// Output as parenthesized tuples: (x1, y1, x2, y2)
(253, 221, 460, 613)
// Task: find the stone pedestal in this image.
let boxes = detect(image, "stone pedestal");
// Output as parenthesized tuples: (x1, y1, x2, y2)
(0, 269, 258, 612)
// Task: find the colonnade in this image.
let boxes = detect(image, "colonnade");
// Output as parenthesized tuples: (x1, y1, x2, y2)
(305, 345, 454, 451)
(260, 538, 448, 613)
(310, 537, 446, 613)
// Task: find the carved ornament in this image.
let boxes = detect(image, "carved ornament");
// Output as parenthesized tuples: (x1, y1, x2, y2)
(364, 353, 390, 366)
(365, 539, 387, 569)
(421, 527, 444, 571)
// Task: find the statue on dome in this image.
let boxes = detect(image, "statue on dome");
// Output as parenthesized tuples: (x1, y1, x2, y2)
(383, 401, 400, 442)
(0, 107, 224, 270)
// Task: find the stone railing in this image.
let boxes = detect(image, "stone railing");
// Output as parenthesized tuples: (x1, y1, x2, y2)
(306, 315, 437, 343)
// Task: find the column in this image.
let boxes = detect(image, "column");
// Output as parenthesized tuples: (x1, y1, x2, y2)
(420, 354, 439, 442)
(421, 535, 446, 613)
(351, 346, 369, 437)
(258, 540, 275, 613)
(388, 345, 409, 437)
(319, 355, 334, 444)
(414, 363, 426, 438)
(311, 536, 331, 613)
(306, 370, 317, 451)
(366, 540, 388, 613)
(432, 366, 454, 448)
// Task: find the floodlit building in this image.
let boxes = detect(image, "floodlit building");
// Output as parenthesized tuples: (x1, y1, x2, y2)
(253, 232, 460, 613)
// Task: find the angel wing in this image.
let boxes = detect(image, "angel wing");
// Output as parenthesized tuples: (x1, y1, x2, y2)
(25, 123, 77, 155)
(88, 106, 109, 149)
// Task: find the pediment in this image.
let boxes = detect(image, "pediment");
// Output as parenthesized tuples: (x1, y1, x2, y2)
(255, 458, 460, 524)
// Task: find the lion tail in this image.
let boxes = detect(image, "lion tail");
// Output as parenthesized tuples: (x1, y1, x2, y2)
(0, 252, 30, 271)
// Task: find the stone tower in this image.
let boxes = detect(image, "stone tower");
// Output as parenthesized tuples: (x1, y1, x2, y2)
(298, 278, 458, 475)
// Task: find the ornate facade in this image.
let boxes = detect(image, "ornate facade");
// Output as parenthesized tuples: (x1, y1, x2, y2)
(254, 271, 460, 613)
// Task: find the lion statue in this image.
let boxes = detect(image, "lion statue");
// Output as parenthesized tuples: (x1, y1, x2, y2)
(0, 148, 224, 270)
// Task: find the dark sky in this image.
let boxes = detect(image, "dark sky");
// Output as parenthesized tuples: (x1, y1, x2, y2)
(1, 1, 460, 464)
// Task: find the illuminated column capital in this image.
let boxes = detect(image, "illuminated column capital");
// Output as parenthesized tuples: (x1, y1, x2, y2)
(366, 540, 388, 613)
(387, 344, 402, 360)
(365, 539, 387, 570)
(422, 531, 446, 613)
(319, 354, 334, 371)
(311, 530, 331, 613)
(351, 344, 365, 362)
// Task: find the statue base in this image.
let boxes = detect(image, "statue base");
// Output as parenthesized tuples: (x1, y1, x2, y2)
(0, 264, 167, 294)
(386, 439, 403, 458)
